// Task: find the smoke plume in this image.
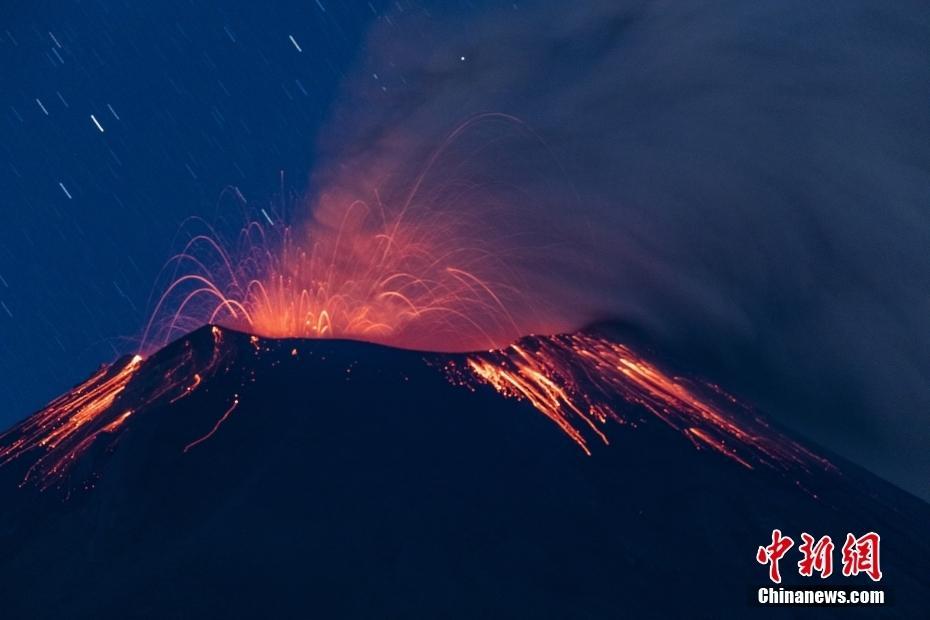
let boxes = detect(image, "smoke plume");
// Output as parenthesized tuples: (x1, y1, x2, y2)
(306, 0, 930, 498)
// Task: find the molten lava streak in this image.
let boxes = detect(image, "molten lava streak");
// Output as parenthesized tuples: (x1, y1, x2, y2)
(459, 333, 834, 474)
(183, 395, 239, 454)
(0, 355, 143, 488)
(0, 326, 230, 489)
(0, 324, 833, 492)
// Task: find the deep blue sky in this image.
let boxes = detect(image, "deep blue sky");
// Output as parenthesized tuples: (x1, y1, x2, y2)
(0, 0, 391, 425)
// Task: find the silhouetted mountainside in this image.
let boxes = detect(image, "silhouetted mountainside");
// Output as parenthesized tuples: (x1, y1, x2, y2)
(0, 325, 928, 618)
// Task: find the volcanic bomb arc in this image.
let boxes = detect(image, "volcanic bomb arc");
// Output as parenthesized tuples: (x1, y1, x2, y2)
(139, 114, 563, 356)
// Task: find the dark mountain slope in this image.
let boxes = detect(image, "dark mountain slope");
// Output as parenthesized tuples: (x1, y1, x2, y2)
(0, 325, 927, 618)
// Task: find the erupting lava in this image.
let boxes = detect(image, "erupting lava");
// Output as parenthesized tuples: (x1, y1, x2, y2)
(0, 327, 227, 490)
(141, 201, 525, 353)
(140, 116, 552, 353)
(0, 119, 833, 492)
(0, 324, 832, 492)
(457, 333, 834, 474)
(0, 355, 143, 488)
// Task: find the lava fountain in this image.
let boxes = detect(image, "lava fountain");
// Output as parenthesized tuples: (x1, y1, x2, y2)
(141, 199, 525, 354)
(141, 115, 553, 354)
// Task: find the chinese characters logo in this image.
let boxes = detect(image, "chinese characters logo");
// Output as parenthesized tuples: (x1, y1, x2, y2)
(756, 530, 882, 583)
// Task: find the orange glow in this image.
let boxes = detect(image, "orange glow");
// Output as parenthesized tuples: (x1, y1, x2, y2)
(141, 192, 531, 354)
(1, 322, 834, 492)
(170, 373, 202, 404)
(0, 355, 142, 487)
(0, 325, 230, 489)
(460, 333, 834, 473)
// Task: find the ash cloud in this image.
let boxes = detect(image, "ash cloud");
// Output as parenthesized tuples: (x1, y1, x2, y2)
(309, 1, 930, 498)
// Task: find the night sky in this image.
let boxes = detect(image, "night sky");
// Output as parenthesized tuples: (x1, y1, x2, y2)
(1, 0, 389, 423)
(3, 1, 930, 499)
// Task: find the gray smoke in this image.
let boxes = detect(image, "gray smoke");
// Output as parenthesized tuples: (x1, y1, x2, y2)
(310, 1, 930, 498)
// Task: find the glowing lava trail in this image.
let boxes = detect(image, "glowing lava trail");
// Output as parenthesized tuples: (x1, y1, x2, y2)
(0, 326, 230, 489)
(0, 355, 143, 487)
(183, 395, 240, 454)
(0, 322, 834, 493)
(457, 333, 834, 474)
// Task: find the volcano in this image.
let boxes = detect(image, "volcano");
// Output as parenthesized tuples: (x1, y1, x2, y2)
(0, 325, 928, 618)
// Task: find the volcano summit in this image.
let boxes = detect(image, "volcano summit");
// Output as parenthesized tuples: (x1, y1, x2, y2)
(0, 326, 928, 618)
